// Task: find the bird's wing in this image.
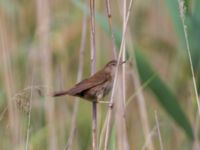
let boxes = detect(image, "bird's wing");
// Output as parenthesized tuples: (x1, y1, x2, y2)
(67, 70, 110, 95)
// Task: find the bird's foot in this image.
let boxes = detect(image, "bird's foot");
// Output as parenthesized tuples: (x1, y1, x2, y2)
(97, 101, 114, 108)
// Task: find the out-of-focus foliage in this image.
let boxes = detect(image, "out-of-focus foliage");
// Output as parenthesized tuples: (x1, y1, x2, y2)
(0, 0, 200, 149)
(74, 0, 194, 140)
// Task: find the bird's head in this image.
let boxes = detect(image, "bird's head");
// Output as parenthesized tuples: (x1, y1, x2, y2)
(104, 60, 126, 76)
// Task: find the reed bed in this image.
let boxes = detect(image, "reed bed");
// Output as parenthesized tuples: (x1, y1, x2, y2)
(0, 0, 200, 150)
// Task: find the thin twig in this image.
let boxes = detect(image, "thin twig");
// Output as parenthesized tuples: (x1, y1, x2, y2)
(99, 115, 108, 149)
(178, 0, 200, 116)
(89, 0, 97, 74)
(122, 0, 127, 107)
(130, 60, 155, 150)
(104, 0, 133, 149)
(155, 111, 164, 150)
(126, 74, 156, 107)
(105, 0, 117, 58)
(89, 0, 97, 149)
(64, 8, 87, 150)
(142, 125, 157, 150)
(25, 75, 34, 150)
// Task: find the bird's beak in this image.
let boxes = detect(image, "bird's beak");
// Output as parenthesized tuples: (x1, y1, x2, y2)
(120, 60, 127, 65)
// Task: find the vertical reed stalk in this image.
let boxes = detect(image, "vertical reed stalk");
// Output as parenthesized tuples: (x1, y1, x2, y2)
(105, 0, 117, 59)
(178, 0, 199, 147)
(65, 8, 87, 150)
(155, 111, 163, 150)
(130, 60, 155, 150)
(36, 0, 58, 149)
(122, 0, 127, 107)
(178, 0, 200, 117)
(115, 79, 130, 150)
(114, 0, 129, 149)
(25, 76, 34, 150)
(0, 15, 20, 147)
(104, 0, 133, 149)
(125, 25, 155, 150)
(89, 0, 97, 149)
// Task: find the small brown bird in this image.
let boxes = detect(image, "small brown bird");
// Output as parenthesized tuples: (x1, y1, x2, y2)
(53, 60, 126, 102)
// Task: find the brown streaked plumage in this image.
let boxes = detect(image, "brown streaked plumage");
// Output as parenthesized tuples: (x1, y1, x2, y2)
(53, 60, 126, 102)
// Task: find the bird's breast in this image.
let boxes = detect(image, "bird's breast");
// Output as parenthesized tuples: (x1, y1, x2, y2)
(79, 78, 114, 102)
(102, 81, 113, 97)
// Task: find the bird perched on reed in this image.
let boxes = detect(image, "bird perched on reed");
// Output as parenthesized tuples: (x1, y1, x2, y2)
(53, 60, 126, 103)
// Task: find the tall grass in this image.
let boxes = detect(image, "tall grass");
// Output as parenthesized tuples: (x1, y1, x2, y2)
(0, 13, 21, 148)
(0, 0, 199, 149)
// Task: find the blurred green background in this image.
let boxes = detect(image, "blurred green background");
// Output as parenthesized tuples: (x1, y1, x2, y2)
(0, 0, 200, 150)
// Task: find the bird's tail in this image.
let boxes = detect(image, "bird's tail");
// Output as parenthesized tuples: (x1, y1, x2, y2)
(53, 91, 69, 97)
